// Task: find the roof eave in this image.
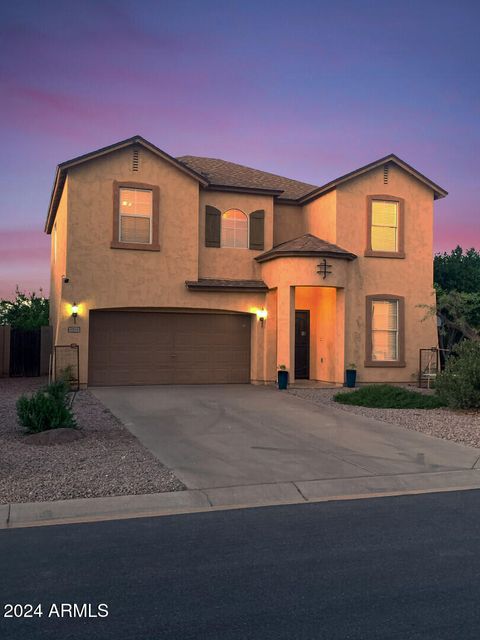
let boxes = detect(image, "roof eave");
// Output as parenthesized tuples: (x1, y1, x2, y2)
(45, 167, 64, 234)
(204, 183, 284, 196)
(185, 280, 268, 292)
(255, 250, 357, 263)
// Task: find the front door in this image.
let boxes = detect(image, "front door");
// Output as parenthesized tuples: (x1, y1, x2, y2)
(295, 310, 310, 379)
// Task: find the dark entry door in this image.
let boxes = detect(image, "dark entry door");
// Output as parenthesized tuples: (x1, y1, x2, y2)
(295, 310, 310, 379)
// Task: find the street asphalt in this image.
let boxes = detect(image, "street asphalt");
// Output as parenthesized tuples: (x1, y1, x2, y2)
(2, 490, 480, 639)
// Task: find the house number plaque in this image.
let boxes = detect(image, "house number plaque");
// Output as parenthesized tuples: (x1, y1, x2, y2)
(317, 258, 332, 279)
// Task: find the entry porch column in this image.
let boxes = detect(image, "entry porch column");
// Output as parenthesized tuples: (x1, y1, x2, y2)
(276, 285, 295, 380)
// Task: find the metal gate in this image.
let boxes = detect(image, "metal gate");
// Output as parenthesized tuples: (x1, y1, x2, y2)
(54, 344, 80, 391)
(9, 328, 41, 377)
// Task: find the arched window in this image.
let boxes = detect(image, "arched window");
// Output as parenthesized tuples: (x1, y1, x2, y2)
(221, 209, 248, 248)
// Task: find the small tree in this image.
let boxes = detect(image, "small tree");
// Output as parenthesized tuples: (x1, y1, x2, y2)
(0, 288, 49, 330)
(435, 341, 480, 410)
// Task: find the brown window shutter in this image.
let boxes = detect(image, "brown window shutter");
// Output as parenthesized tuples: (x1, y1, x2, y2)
(249, 209, 265, 250)
(205, 206, 221, 247)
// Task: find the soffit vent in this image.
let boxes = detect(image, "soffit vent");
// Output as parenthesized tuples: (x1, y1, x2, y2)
(132, 147, 140, 172)
(383, 164, 389, 184)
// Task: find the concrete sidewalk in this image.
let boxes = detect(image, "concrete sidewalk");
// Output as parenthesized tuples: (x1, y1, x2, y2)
(4, 468, 480, 529)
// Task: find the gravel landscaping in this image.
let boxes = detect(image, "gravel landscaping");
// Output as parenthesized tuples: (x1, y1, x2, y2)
(289, 387, 480, 449)
(0, 377, 185, 504)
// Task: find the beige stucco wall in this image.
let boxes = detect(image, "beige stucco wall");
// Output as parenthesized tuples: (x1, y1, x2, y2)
(50, 176, 69, 345)
(273, 203, 305, 245)
(335, 164, 438, 383)
(198, 190, 273, 280)
(54, 148, 268, 385)
(48, 145, 439, 387)
(302, 189, 337, 244)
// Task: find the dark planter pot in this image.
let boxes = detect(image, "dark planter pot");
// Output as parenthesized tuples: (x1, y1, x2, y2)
(277, 370, 289, 390)
(345, 369, 357, 388)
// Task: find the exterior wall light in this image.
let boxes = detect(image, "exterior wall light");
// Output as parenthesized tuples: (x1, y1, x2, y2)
(256, 308, 268, 325)
(71, 303, 79, 324)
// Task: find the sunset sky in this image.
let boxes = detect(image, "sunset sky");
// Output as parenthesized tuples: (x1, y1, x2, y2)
(1, 0, 479, 299)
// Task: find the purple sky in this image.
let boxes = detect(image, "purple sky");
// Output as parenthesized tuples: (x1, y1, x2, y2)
(1, 0, 479, 299)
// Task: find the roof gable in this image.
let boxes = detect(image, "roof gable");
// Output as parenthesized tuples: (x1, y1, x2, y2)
(45, 136, 208, 233)
(299, 154, 448, 204)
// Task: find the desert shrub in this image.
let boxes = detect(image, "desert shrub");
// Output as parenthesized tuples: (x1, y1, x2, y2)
(334, 384, 445, 409)
(16, 381, 76, 433)
(435, 341, 480, 409)
(45, 379, 70, 401)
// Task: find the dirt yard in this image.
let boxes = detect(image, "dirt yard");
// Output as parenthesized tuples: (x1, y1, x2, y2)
(0, 377, 185, 504)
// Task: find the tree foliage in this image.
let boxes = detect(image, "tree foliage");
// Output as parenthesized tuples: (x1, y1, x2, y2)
(0, 288, 49, 330)
(435, 289, 480, 343)
(434, 246, 480, 294)
(431, 246, 480, 349)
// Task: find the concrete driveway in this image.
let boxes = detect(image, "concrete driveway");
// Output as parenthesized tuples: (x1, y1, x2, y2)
(92, 385, 480, 496)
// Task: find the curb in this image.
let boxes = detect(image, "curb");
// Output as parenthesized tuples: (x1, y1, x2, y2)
(3, 469, 480, 529)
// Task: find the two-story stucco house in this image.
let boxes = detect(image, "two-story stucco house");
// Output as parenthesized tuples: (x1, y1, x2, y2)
(45, 136, 446, 387)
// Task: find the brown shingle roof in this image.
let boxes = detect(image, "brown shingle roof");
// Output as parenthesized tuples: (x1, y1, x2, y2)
(177, 156, 317, 200)
(185, 279, 268, 292)
(255, 234, 357, 263)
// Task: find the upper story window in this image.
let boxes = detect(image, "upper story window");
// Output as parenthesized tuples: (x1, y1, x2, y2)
(365, 295, 405, 367)
(119, 188, 152, 244)
(365, 195, 405, 258)
(371, 200, 398, 252)
(221, 209, 248, 248)
(111, 181, 160, 251)
(205, 205, 265, 250)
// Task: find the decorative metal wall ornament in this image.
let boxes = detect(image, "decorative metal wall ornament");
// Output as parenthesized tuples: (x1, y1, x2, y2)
(317, 258, 332, 279)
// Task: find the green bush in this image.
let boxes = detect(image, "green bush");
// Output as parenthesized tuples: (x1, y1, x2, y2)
(46, 379, 70, 401)
(16, 381, 76, 433)
(334, 384, 445, 409)
(435, 341, 480, 409)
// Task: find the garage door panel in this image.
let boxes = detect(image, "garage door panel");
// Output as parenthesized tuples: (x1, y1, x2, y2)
(88, 311, 251, 386)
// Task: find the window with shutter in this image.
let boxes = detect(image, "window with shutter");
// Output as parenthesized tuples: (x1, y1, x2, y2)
(205, 205, 221, 247)
(119, 188, 152, 244)
(249, 209, 265, 250)
(221, 209, 248, 248)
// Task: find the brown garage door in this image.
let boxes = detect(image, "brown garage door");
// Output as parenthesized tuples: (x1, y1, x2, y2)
(88, 311, 251, 386)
